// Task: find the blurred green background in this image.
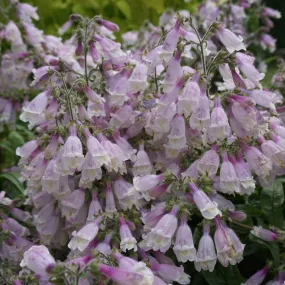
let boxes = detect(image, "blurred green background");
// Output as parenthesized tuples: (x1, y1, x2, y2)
(264, 0, 285, 49)
(26, 0, 198, 36)
(25, 0, 285, 48)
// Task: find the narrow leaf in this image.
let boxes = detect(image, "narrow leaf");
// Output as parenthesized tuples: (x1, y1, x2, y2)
(261, 181, 284, 227)
(0, 173, 25, 198)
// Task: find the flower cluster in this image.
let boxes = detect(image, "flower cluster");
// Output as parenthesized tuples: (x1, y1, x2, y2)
(0, 191, 33, 266)
(0, 0, 83, 131)
(0, 0, 285, 284)
(0, 1, 41, 129)
(198, 0, 280, 53)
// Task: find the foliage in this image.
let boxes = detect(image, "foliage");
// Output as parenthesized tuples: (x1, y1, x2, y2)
(0, 122, 34, 199)
(25, 0, 200, 36)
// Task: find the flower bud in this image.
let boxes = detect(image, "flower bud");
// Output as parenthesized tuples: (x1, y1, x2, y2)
(89, 41, 99, 62)
(70, 14, 83, 22)
(243, 265, 269, 285)
(75, 40, 83, 56)
(105, 183, 117, 214)
(95, 234, 112, 256)
(228, 210, 247, 221)
(95, 18, 119, 32)
(251, 226, 278, 242)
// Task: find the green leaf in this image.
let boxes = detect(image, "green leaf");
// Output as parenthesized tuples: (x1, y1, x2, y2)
(264, 56, 278, 64)
(0, 140, 17, 169)
(16, 124, 35, 141)
(244, 242, 267, 257)
(231, 217, 253, 234)
(144, 0, 164, 13)
(202, 268, 227, 285)
(191, 272, 207, 285)
(236, 204, 264, 218)
(0, 173, 25, 198)
(249, 235, 280, 267)
(202, 264, 244, 285)
(127, 0, 150, 26)
(0, 141, 15, 156)
(116, 0, 131, 19)
(8, 131, 25, 150)
(260, 181, 284, 227)
(223, 266, 244, 285)
(276, 177, 285, 183)
(193, 226, 202, 246)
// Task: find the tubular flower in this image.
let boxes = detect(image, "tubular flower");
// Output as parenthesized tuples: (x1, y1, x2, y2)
(142, 205, 178, 252)
(195, 223, 217, 272)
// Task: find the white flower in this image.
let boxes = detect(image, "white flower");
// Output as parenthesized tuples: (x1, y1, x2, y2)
(120, 217, 137, 252)
(20, 245, 55, 277)
(195, 225, 217, 272)
(216, 27, 246, 54)
(68, 217, 102, 251)
(143, 206, 178, 252)
(20, 89, 50, 125)
(62, 126, 84, 172)
(0, 191, 12, 205)
(173, 218, 196, 262)
(132, 144, 153, 176)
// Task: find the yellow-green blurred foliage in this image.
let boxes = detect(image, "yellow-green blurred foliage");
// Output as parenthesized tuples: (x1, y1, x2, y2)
(26, 0, 200, 36)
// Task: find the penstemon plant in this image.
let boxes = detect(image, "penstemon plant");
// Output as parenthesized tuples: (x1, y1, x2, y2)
(0, 0, 285, 285)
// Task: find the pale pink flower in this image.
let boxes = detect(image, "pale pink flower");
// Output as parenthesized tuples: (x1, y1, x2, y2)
(20, 245, 55, 278)
(68, 216, 102, 251)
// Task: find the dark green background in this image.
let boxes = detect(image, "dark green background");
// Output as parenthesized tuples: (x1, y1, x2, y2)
(264, 0, 285, 49)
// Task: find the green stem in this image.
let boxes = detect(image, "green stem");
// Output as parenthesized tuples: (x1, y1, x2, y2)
(84, 24, 89, 87)
(53, 70, 74, 121)
(88, 67, 100, 81)
(154, 67, 159, 93)
(83, 18, 95, 86)
(63, 276, 71, 285)
(0, 272, 9, 285)
(0, 7, 9, 21)
(75, 274, 79, 285)
(201, 20, 216, 43)
(69, 78, 85, 93)
(232, 220, 253, 230)
(193, 25, 207, 75)
(226, 0, 232, 27)
(206, 50, 223, 76)
(191, 23, 209, 96)
(63, 63, 83, 77)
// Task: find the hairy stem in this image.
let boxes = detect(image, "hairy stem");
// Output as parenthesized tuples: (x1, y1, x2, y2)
(232, 220, 253, 230)
(191, 22, 209, 96)
(206, 50, 223, 76)
(53, 70, 75, 121)
(84, 23, 89, 87)
(154, 67, 159, 93)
